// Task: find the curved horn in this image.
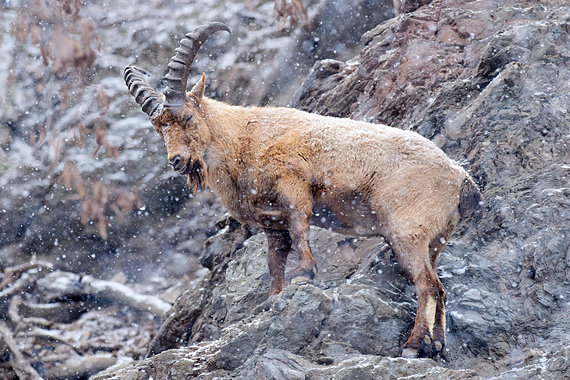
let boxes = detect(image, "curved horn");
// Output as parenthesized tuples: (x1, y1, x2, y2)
(163, 22, 231, 108)
(124, 66, 163, 117)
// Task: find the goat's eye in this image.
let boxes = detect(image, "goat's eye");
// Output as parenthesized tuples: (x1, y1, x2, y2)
(185, 115, 193, 124)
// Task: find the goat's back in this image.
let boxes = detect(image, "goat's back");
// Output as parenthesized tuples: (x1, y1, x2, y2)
(202, 101, 471, 243)
(245, 107, 469, 241)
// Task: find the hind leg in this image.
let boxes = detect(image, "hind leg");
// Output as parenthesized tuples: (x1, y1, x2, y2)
(431, 277, 447, 357)
(391, 238, 446, 358)
(427, 231, 454, 357)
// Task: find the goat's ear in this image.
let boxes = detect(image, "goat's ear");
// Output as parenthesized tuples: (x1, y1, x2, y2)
(189, 73, 206, 102)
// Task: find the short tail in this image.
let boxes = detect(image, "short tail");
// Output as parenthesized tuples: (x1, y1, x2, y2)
(459, 176, 482, 218)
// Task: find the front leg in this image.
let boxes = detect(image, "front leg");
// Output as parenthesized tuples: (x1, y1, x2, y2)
(278, 176, 318, 283)
(288, 210, 318, 281)
(265, 228, 292, 295)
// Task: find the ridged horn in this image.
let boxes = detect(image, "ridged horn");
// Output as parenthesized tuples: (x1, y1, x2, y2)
(163, 22, 231, 108)
(124, 66, 163, 117)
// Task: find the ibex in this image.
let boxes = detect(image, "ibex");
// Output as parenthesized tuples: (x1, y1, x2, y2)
(124, 22, 481, 358)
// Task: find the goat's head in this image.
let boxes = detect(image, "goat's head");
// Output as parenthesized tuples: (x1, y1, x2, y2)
(123, 22, 230, 190)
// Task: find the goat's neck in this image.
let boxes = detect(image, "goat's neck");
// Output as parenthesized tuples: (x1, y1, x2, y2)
(202, 98, 244, 149)
(200, 97, 249, 168)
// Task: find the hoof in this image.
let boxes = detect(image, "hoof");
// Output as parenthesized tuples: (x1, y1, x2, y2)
(400, 335, 446, 359)
(417, 335, 434, 358)
(433, 341, 443, 352)
(432, 340, 446, 360)
(433, 340, 444, 355)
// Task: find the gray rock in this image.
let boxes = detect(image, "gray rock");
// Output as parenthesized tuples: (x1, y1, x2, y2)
(293, 0, 569, 371)
(111, 0, 569, 378)
(2, 0, 569, 379)
(394, 0, 433, 15)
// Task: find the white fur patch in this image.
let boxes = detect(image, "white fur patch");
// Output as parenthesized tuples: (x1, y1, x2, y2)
(425, 297, 437, 336)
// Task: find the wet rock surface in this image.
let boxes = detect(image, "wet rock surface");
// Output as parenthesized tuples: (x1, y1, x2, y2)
(1, 0, 569, 379)
(93, 225, 569, 379)
(291, 0, 570, 374)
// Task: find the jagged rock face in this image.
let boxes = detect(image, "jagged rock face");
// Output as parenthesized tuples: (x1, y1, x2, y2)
(394, 0, 433, 15)
(3, 0, 568, 378)
(93, 0, 570, 379)
(96, 220, 569, 379)
(96, 225, 484, 379)
(291, 0, 570, 371)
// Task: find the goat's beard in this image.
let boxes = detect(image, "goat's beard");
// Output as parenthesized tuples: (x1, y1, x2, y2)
(186, 158, 207, 195)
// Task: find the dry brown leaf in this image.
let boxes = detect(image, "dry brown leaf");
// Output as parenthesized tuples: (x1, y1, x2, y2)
(67, 124, 87, 148)
(60, 83, 71, 111)
(97, 88, 110, 116)
(93, 182, 108, 206)
(61, 161, 86, 198)
(80, 199, 94, 225)
(274, 0, 311, 31)
(81, 181, 109, 239)
(30, 24, 41, 45)
(50, 135, 64, 161)
(94, 124, 107, 146)
(39, 43, 49, 67)
(12, 14, 29, 43)
(116, 191, 142, 214)
(93, 123, 108, 158)
(107, 145, 120, 160)
(61, 162, 73, 189)
(110, 204, 126, 224)
(96, 215, 107, 240)
(29, 129, 37, 147)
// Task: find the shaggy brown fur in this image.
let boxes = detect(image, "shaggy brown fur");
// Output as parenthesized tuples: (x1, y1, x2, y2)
(124, 24, 482, 358)
(145, 75, 482, 358)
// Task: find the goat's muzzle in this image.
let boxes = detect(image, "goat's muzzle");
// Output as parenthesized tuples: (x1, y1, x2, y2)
(169, 155, 206, 192)
(169, 155, 189, 173)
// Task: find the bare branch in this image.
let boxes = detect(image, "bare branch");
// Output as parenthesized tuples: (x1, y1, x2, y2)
(81, 275, 172, 317)
(44, 353, 117, 380)
(0, 321, 44, 380)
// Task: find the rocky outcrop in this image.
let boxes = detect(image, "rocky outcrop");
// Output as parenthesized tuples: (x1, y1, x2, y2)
(94, 0, 569, 378)
(292, 1, 569, 370)
(94, 221, 569, 379)
(94, 224, 479, 379)
(1, 0, 568, 379)
(0, 1, 399, 378)
(394, 0, 433, 15)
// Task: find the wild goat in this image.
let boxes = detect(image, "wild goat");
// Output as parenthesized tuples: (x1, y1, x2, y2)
(124, 22, 481, 358)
